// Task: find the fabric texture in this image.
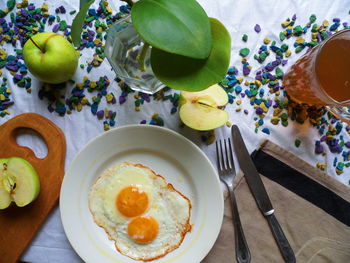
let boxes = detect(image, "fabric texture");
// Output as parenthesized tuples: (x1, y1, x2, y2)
(0, 0, 346, 262)
(202, 140, 350, 263)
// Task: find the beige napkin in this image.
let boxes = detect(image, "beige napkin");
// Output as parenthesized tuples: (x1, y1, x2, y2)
(202, 140, 350, 263)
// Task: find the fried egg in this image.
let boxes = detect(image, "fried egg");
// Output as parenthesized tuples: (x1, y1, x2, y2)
(89, 162, 192, 261)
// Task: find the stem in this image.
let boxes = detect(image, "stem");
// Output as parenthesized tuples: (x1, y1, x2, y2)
(27, 35, 44, 53)
(137, 43, 150, 72)
(121, 0, 134, 7)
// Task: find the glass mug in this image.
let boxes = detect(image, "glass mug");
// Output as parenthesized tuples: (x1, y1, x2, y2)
(283, 29, 350, 122)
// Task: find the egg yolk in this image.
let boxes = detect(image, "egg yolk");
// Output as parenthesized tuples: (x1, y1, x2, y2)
(127, 216, 159, 244)
(116, 186, 149, 217)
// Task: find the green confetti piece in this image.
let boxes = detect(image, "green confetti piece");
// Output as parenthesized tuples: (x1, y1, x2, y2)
(309, 14, 317, 23)
(275, 67, 283, 79)
(281, 44, 289, 52)
(279, 32, 286, 41)
(239, 48, 250, 57)
(295, 139, 301, 147)
(280, 113, 288, 121)
(293, 25, 304, 35)
(242, 34, 248, 42)
(295, 45, 305, 53)
(6, 0, 15, 11)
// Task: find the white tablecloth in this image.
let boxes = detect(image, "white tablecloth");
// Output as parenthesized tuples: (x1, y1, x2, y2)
(0, 0, 349, 262)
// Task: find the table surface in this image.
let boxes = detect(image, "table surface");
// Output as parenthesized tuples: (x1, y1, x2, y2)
(1, 0, 349, 262)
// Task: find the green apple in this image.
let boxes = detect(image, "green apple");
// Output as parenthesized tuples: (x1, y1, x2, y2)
(179, 84, 229, 131)
(23, 32, 79, 84)
(0, 157, 40, 209)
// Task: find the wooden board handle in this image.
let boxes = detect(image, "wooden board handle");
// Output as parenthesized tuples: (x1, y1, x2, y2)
(0, 113, 66, 167)
(0, 113, 67, 263)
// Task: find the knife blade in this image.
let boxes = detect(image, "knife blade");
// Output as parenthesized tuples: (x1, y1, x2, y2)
(231, 125, 295, 263)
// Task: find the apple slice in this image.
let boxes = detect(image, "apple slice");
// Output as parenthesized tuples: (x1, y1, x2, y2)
(0, 158, 11, 209)
(179, 84, 229, 131)
(0, 157, 40, 209)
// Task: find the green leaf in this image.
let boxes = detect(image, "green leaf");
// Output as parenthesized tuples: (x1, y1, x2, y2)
(71, 0, 95, 47)
(151, 18, 231, 92)
(131, 0, 212, 59)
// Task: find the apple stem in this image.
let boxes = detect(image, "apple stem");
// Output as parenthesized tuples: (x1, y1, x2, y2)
(121, 0, 134, 7)
(137, 43, 150, 72)
(27, 35, 45, 53)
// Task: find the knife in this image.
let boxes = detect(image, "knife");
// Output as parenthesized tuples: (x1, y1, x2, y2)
(231, 125, 295, 263)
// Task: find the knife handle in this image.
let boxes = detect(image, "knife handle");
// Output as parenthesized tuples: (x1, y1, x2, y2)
(266, 214, 295, 263)
(228, 187, 251, 263)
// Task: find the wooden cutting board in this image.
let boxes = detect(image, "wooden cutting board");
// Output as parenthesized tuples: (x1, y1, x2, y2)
(0, 113, 66, 263)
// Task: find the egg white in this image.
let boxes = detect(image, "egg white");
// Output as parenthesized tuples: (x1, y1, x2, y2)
(89, 162, 192, 261)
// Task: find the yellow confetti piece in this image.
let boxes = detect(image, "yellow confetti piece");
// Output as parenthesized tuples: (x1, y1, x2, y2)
(94, 39, 102, 45)
(273, 108, 282, 116)
(271, 116, 280, 125)
(295, 36, 305, 44)
(104, 124, 110, 131)
(255, 80, 261, 87)
(135, 106, 141, 111)
(322, 20, 329, 27)
(263, 38, 271, 44)
(106, 93, 114, 103)
(285, 50, 292, 57)
(226, 121, 232, 127)
(260, 102, 269, 113)
(236, 100, 242, 105)
(281, 21, 291, 28)
(83, 76, 89, 82)
(235, 107, 241, 112)
(0, 94, 5, 100)
(81, 97, 89, 105)
(89, 81, 97, 89)
(77, 103, 83, 112)
(105, 108, 109, 118)
(236, 77, 243, 83)
(41, 3, 49, 11)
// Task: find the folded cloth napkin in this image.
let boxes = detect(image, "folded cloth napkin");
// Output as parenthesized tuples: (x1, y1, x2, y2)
(202, 140, 350, 263)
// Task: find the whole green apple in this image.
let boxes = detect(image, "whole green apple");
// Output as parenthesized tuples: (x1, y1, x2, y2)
(23, 32, 79, 84)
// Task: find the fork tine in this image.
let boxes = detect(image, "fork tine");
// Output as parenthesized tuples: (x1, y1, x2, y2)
(215, 141, 221, 171)
(219, 139, 226, 170)
(224, 139, 230, 169)
(228, 138, 235, 169)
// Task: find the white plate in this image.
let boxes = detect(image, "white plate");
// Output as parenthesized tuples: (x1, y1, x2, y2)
(60, 125, 223, 263)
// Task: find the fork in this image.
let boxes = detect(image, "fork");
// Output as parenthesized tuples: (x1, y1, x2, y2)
(216, 138, 251, 263)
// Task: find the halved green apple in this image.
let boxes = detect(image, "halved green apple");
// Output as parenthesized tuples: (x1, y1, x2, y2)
(179, 84, 229, 131)
(0, 157, 40, 209)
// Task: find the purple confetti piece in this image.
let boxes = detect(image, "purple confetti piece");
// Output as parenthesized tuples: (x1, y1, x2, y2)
(52, 24, 60, 33)
(315, 144, 324, 154)
(254, 24, 261, 33)
(96, 110, 104, 119)
(119, 96, 126, 104)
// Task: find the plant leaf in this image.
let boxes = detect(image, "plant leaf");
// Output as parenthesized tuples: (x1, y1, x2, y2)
(151, 18, 231, 92)
(131, 0, 212, 59)
(71, 0, 95, 47)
